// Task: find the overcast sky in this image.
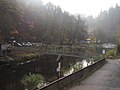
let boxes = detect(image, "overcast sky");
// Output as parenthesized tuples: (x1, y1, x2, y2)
(43, 0, 120, 17)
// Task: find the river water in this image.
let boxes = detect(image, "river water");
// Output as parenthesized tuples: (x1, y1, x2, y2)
(63, 59, 94, 76)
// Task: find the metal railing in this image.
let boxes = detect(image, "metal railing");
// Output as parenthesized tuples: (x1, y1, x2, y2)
(10, 45, 88, 57)
(37, 58, 106, 90)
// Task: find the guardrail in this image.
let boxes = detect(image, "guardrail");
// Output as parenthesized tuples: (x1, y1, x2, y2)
(37, 58, 106, 90)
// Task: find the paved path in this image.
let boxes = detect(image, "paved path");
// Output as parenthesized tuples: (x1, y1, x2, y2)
(70, 59, 120, 90)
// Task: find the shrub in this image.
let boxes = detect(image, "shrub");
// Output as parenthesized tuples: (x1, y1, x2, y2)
(105, 49, 117, 58)
(117, 44, 120, 54)
(21, 73, 45, 90)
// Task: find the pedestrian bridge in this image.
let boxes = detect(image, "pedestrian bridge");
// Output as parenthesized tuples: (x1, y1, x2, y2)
(70, 59, 120, 90)
(37, 59, 120, 90)
(36, 58, 106, 90)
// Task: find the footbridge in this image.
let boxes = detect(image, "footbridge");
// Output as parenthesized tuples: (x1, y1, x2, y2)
(37, 59, 120, 90)
(70, 59, 120, 90)
(36, 58, 106, 90)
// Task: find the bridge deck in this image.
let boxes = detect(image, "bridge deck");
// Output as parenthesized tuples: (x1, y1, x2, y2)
(70, 59, 120, 90)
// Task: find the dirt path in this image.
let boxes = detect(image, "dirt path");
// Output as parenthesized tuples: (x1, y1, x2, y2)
(70, 59, 120, 90)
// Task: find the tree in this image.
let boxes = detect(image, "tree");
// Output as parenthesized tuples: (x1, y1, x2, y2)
(90, 4, 120, 43)
(0, 0, 87, 44)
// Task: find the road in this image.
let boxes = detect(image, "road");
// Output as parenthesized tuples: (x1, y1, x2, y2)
(70, 59, 120, 90)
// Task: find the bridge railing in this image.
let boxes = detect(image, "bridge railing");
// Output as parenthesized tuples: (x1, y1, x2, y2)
(37, 58, 106, 90)
(10, 45, 85, 56)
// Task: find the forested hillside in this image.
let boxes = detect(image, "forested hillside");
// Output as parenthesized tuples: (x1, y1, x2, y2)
(0, 0, 87, 44)
(87, 4, 120, 43)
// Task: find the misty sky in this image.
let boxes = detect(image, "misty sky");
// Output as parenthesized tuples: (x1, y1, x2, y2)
(43, 0, 120, 17)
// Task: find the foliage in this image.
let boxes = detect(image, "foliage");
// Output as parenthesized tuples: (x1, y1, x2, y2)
(105, 49, 117, 58)
(61, 61, 83, 76)
(86, 4, 120, 43)
(0, 56, 14, 61)
(21, 73, 45, 90)
(73, 62, 82, 72)
(117, 44, 120, 54)
(0, 0, 87, 44)
(22, 53, 38, 61)
(105, 45, 120, 58)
